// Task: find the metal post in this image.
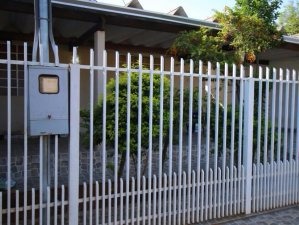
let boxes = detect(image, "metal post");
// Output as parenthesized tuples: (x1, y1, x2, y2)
(38, 0, 51, 224)
(39, 0, 49, 63)
(94, 31, 105, 102)
(39, 135, 51, 224)
(68, 60, 80, 225)
(243, 77, 255, 214)
(296, 85, 299, 161)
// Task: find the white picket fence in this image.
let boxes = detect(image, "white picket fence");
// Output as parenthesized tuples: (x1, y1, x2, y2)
(1, 41, 299, 225)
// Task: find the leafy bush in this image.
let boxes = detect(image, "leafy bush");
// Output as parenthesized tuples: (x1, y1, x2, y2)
(81, 66, 173, 176)
(82, 69, 279, 177)
(185, 87, 278, 164)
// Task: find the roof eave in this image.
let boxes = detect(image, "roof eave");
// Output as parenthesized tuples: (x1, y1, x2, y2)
(52, 0, 220, 30)
(283, 35, 299, 45)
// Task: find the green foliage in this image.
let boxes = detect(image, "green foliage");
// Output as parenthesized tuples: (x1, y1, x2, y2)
(169, 28, 238, 65)
(215, 8, 282, 62)
(279, 1, 299, 35)
(82, 67, 171, 153)
(171, 1, 282, 66)
(81, 66, 174, 175)
(186, 87, 278, 163)
(235, 0, 283, 25)
(170, 3, 283, 159)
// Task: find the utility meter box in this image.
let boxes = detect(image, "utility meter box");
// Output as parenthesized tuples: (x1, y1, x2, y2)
(28, 66, 69, 136)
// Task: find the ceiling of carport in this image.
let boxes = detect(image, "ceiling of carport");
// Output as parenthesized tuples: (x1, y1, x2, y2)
(0, 0, 217, 51)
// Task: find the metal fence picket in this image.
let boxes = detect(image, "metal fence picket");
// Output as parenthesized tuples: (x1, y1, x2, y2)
(0, 41, 299, 225)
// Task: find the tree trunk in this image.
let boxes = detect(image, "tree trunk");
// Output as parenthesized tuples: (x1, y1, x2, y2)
(118, 151, 126, 178)
(162, 132, 169, 169)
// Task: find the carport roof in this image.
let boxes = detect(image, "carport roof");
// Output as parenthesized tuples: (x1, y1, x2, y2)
(0, 0, 219, 51)
(52, 0, 219, 29)
(1, 0, 298, 54)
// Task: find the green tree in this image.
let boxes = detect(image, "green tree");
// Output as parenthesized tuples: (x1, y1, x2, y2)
(235, 0, 283, 25)
(171, 1, 282, 65)
(170, 28, 238, 66)
(217, 0, 282, 62)
(170, 1, 282, 163)
(214, 7, 282, 64)
(279, 1, 299, 35)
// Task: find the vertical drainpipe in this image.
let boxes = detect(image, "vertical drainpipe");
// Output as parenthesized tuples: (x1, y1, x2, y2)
(37, 1, 51, 224)
(39, 0, 49, 63)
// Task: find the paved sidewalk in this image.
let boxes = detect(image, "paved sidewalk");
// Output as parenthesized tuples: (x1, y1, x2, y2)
(198, 205, 299, 225)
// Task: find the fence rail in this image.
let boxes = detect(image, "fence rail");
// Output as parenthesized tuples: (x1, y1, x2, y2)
(0, 41, 299, 225)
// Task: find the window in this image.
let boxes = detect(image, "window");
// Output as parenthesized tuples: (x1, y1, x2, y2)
(0, 42, 32, 96)
(39, 75, 59, 94)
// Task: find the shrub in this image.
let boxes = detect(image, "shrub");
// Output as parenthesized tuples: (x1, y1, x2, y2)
(186, 87, 278, 164)
(81, 66, 173, 176)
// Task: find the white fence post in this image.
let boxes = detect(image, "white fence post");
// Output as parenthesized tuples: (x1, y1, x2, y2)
(69, 56, 80, 225)
(243, 77, 255, 214)
(296, 87, 299, 161)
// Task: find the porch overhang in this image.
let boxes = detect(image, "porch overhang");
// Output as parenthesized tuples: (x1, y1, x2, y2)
(0, 0, 299, 58)
(0, 0, 219, 51)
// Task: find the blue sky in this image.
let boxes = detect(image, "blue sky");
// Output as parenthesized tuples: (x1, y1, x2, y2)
(97, 0, 291, 20)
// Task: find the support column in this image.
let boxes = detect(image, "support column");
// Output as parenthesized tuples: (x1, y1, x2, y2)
(39, 0, 49, 63)
(243, 77, 255, 214)
(69, 62, 80, 225)
(296, 85, 299, 160)
(94, 30, 105, 103)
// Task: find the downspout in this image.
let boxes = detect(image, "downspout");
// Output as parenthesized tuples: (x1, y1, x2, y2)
(32, 0, 39, 61)
(33, 0, 59, 64)
(39, 0, 49, 63)
(32, 1, 59, 224)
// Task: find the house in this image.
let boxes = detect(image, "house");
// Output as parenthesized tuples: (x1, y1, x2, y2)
(0, 0, 222, 189)
(0, 0, 299, 187)
(0, 2, 298, 223)
(1, 0, 299, 135)
(259, 34, 299, 69)
(0, 0, 218, 135)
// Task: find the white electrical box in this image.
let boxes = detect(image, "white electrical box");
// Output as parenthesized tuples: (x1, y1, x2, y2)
(28, 66, 69, 136)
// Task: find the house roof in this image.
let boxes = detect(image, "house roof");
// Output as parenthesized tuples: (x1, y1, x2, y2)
(0, 0, 298, 56)
(0, 0, 219, 51)
(168, 6, 188, 17)
(51, 0, 218, 29)
(283, 35, 299, 45)
(258, 35, 299, 62)
(125, 0, 144, 10)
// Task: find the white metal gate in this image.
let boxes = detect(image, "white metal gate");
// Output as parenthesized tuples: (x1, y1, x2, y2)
(1, 41, 299, 225)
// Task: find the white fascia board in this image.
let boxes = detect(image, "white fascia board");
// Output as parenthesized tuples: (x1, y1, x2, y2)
(283, 35, 299, 45)
(52, 0, 220, 29)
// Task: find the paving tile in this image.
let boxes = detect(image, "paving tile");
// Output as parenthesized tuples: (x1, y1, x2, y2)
(197, 206, 299, 225)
